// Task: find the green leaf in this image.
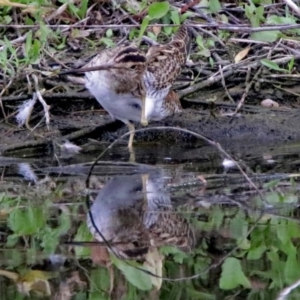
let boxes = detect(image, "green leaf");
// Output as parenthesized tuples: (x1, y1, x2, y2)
(288, 57, 294, 73)
(148, 1, 170, 19)
(8, 207, 45, 235)
(247, 244, 267, 260)
(101, 37, 114, 48)
(74, 223, 93, 257)
(170, 9, 180, 25)
(111, 256, 152, 290)
(251, 31, 280, 42)
(263, 179, 280, 189)
(106, 29, 113, 38)
(160, 246, 188, 263)
(260, 59, 286, 72)
(219, 258, 251, 290)
(138, 15, 150, 45)
(77, 0, 88, 19)
(284, 252, 300, 283)
(267, 15, 296, 25)
(209, 0, 221, 13)
(90, 269, 110, 292)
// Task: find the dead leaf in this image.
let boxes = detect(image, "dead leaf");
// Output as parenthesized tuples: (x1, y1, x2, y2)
(234, 47, 250, 63)
(152, 26, 161, 36)
(261, 99, 279, 108)
(0, 269, 57, 296)
(91, 245, 110, 266)
(143, 247, 163, 290)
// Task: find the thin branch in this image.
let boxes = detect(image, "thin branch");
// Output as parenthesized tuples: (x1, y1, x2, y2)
(0, 23, 300, 32)
(219, 65, 235, 103)
(32, 74, 51, 128)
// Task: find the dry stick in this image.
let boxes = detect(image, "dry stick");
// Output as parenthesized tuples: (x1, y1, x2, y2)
(32, 74, 51, 128)
(219, 65, 235, 104)
(229, 38, 269, 44)
(45, 0, 75, 22)
(277, 278, 300, 300)
(0, 78, 14, 120)
(232, 66, 258, 116)
(1, 23, 300, 31)
(283, 0, 300, 16)
(232, 38, 283, 116)
(0, 125, 101, 154)
(179, 54, 298, 98)
(59, 63, 128, 75)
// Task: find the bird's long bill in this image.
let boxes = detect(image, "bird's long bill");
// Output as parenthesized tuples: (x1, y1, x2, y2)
(140, 95, 148, 126)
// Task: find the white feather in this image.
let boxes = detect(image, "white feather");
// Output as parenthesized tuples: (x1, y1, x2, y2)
(18, 163, 38, 183)
(16, 96, 37, 127)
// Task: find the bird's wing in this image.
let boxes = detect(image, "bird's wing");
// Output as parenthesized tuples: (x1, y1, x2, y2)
(144, 24, 190, 91)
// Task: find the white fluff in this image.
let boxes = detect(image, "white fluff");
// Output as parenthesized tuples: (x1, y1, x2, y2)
(222, 158, 236, 168)
(18, 163, 38, 183)
(60, 140, 82, 154)
(16, 96, 37, 127)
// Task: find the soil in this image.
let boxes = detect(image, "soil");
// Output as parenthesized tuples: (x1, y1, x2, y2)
(1, 92, 300, 156)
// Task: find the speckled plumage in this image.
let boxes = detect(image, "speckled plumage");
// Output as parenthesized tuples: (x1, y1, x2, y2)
(84, 24, 189, 147)
(87, 173, 194, 260)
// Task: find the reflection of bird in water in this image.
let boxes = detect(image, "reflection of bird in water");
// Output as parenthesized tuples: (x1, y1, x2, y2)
(69, 24, 189, 149)
(87, 172, 194, 260)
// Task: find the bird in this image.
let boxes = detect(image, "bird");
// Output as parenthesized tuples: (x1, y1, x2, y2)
(86, 172, 195, 260)
(82, 24, 190, 149)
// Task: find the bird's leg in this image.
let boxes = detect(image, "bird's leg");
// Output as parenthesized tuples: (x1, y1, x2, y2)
(127, 122, 136, 162)
(141, 173, 149, 208)
(140, 95, 148, 126)
(127, 122, 135, 149)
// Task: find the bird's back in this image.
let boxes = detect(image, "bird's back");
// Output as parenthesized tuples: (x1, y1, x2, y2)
(145, 24, 190, 91)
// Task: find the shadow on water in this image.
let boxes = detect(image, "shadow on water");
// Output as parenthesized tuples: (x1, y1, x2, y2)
(1, 141, 300, 299)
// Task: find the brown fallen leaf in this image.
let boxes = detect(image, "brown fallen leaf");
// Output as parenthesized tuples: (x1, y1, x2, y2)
(234, 47, 250, 63)
(152, 26, 161, 36)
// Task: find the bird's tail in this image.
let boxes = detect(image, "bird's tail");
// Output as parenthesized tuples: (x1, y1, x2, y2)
(172, 23, 191, 57)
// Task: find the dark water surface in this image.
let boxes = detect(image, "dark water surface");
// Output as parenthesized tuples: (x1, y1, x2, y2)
(1, 141, 300, 300)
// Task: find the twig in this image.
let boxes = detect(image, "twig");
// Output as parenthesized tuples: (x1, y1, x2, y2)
(283, 0, 300, 16)
(59, 63, 129, 75)
(277, 277, 300, 300)
(219, 65, 235, 103)
(232, 38, 283, 116)
(1, 23, 300, 32)
(0, 78, 14, 120)
(32, 74, 51, 128)
(232, 66, 258, 116)
(45, 0, 75, 22)
(179, 54, 298, 98)
(229, 38, 269, 44)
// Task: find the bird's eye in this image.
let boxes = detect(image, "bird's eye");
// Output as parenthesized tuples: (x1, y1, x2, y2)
(130, 65, 136, 69)
(132, 103, 140, 109)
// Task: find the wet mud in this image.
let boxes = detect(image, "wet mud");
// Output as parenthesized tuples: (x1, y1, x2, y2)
(1, 97, 300, 155)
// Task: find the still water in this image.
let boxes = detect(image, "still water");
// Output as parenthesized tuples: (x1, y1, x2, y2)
(1, 141, 300, 299)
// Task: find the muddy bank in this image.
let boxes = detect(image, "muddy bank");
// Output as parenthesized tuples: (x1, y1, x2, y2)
(1, 102, 300, 155)
(104, 108, 300, 146)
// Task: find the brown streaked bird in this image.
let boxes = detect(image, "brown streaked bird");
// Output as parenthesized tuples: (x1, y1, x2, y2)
(83, 24, 190, 148)
(86, 173, 195, 261)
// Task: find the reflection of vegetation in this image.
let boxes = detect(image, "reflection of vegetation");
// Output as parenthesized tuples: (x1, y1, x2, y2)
(1, 176, 300, 299)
